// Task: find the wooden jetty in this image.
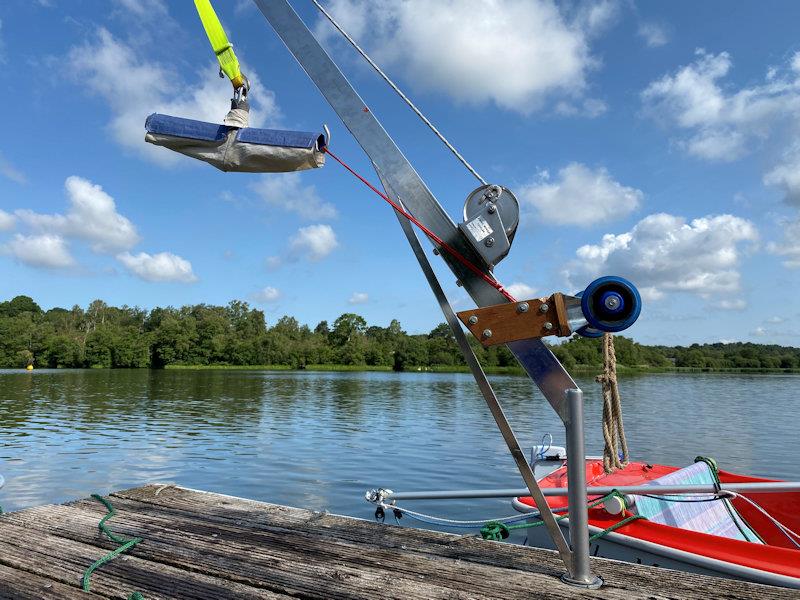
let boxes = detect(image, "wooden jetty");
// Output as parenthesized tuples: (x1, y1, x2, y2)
(0, 484, 794, 599)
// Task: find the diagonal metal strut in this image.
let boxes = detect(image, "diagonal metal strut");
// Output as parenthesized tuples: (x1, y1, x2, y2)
(252, 0, 587, 577)
(377, 170, 573, 567)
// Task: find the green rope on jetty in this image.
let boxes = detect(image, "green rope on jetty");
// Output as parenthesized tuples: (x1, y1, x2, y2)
(82, 493, 145, 598)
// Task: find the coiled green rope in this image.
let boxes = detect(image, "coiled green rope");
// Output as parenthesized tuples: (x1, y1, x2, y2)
(82, 493, 145, 599)
(480, 491, 644, 542)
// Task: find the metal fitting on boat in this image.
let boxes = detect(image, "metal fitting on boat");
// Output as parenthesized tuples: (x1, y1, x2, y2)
(364, 488, 393, 504)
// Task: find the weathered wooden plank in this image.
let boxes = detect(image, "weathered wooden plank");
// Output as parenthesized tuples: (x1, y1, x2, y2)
(0, 519, 287, 599)
(0, 485, 794, 600)
(108, 485, 800, 599)
(0, 562, 105, 600)
(1, 503, 500, 600)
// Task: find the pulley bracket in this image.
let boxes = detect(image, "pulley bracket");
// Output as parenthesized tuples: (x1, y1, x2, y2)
(457, 293, 572, 347)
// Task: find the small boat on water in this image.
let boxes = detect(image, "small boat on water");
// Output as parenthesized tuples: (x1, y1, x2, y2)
(512, 456, 800, 588)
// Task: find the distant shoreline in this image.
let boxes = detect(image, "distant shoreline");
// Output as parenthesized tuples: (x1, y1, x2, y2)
(4, 295, 798, 372)
(163, 364, 800, 375)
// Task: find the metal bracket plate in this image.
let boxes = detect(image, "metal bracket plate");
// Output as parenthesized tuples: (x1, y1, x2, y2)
(458, 293, 571, 346)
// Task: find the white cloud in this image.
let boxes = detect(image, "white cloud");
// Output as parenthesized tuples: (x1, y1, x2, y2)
(763, 146, 800, 206)
(265, 255, 282, 270)
(751, 326, 767, 337)
(235, 0, 254, 14)
(117, 251, 197, 282)
(315, 0, 611, 114)
(505, 282, 538, 300)
(519, 163, 641, 226)
(252, 286, 281, 303)
(642, 49, 800, 162)
(288, 224, 338, 262)
(348, 292, 369, 305)
(112, 0, 167, 17)
(16, 176, 139, 253)
(716, 299, 746, 311)
(0, 210, 15, 231)
(766, 316, 785, 324)
(67, 29, 279, 165)
(637, 22, 668, 48)
(573, 1, 619, 35)
(250, 173, 337, 220)
(768, 217, 800, 269)
(0, 152, 26, 184)
(554, 98, 608, 118)
(4, 234, 75, 269)
(564, 213, 758, 300)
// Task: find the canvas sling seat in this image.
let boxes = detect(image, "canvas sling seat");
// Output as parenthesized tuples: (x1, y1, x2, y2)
(631, 461, 762, 543)
(145, 113, 326, 173)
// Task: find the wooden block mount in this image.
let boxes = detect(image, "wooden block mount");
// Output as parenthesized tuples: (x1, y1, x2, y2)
(457, 293, 572, 347)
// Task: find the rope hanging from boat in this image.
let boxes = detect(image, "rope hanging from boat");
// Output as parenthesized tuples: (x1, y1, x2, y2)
(312, 0, 486, 185)
(597, 333, 630, 474)
(322, 146, 516, 303)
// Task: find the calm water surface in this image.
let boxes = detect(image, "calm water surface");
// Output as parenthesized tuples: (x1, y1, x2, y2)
(0, 369, 798, 524)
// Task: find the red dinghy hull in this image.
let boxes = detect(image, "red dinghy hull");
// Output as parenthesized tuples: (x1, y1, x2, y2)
(513, 460, 800, 589)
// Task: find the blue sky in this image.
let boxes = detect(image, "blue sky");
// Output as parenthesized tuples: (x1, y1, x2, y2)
(1, 0, 799, 345)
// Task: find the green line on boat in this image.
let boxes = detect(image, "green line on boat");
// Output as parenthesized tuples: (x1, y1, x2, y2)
(480, 491, 637, 541)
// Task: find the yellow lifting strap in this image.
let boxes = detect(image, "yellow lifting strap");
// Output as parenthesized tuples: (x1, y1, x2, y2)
(194, 0, 245, 90)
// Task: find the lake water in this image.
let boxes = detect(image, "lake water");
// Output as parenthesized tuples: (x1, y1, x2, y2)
(0, 369, 798, 527)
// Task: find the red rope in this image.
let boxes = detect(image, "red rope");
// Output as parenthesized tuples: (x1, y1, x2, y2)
(322, 146, 516, 303)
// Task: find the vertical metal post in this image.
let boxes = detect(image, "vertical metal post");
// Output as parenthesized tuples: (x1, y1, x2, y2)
(561, 388, 603, 589)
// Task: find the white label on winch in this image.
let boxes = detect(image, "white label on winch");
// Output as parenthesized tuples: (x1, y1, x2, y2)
(466, 215, 493, 242)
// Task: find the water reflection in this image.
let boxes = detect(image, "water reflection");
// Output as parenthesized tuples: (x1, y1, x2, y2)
(0, 369, 797, 524)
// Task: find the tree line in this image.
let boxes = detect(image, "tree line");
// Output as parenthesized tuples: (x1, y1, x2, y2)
(1, 295, 798, 372)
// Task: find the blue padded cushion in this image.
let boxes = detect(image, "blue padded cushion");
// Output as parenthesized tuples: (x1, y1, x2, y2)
(146, 114, 228, 142)
(236, 128, 319, 149)
(146, 114, 320, 149)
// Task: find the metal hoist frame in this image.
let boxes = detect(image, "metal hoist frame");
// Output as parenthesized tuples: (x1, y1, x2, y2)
(252, 0, 601, 587)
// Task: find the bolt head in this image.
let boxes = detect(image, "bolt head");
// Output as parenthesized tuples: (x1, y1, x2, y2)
(468, 315, 478, 325)
(604, 295, 621, 310)
(484, 237, 495, 247)
(517, 302, 529, 313)
(482, 329, 493, 338)
(543, 322, 553, 331)
(487, 203, 497, 214)
(539, 303, 549, 313)
(433, 247, 440, 255)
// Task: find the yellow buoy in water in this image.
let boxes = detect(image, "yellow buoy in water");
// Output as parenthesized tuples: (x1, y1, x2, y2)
(26, 364, 33, 371)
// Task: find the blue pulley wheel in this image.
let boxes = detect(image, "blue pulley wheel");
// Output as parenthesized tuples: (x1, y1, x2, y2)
(580, 276, 641, 333)
(574, 293, 604, 337)
(576, 325, 604, 338)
